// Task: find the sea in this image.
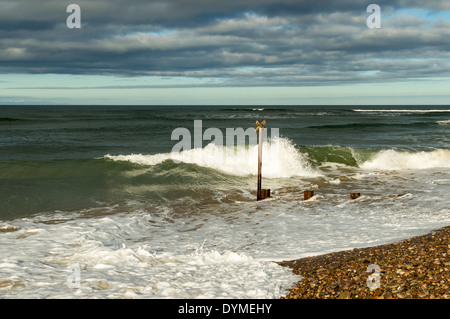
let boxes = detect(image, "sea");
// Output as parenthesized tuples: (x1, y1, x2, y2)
(0, 105, 449, 299)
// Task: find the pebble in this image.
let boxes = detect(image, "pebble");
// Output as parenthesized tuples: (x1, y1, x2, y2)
(278, 226, 450, 299)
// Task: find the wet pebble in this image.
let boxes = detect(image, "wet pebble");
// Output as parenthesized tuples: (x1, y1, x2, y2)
(278, 226, 450, 299)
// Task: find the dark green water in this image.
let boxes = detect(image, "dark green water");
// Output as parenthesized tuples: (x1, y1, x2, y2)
(1, 105, 449, 219)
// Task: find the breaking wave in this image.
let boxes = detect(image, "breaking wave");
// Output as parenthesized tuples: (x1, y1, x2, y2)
(105, 137, 321, 179)
(360, 149, 450, 170)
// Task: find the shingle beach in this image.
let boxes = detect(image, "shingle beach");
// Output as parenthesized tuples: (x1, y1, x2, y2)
(279, 226, 450, 299)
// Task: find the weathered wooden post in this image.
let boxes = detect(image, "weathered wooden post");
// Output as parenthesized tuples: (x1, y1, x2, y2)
(256, 120, 270, 200)
(304, 190, 314, 200)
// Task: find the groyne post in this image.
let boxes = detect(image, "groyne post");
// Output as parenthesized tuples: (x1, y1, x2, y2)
(350, 193, 361, 199)
(304, 190, 314, 200)
(256, 120, 270, 200)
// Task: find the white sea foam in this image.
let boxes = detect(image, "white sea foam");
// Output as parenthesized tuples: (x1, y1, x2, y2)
(1, 164, 449, 299)
(360, 149, 450, 170)
(353, 109, 450, 113)
(0, 213, 300, 299)
(105, 137, 321, 178)
(437, 119, 450, 125)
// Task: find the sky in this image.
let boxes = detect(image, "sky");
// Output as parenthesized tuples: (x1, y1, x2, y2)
(0, 0, 449, 105)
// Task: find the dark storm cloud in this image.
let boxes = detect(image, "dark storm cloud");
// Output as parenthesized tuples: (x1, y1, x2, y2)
(1, 0, 449, 86)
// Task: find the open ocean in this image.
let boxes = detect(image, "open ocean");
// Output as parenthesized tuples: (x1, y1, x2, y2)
(0, 105, 449, 298)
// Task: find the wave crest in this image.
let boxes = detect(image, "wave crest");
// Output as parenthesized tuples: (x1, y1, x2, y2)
(360, 149, 450, 170)
(105, 137, 321, 179)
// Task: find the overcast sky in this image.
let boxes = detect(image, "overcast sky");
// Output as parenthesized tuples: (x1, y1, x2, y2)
(1, 0, 449, 105)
